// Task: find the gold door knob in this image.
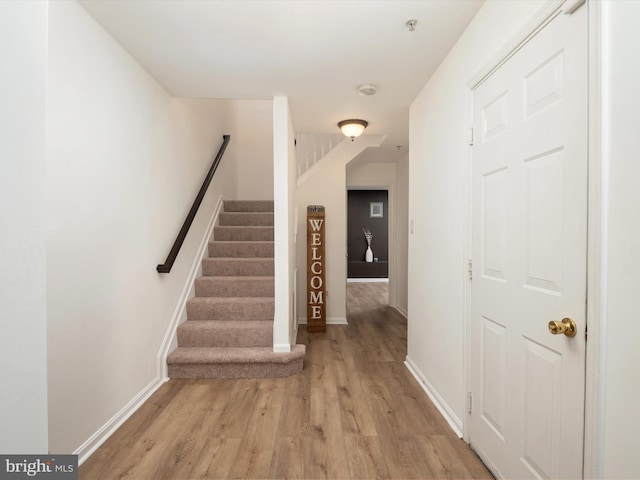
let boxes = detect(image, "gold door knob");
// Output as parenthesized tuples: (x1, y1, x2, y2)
(548, 317, 577, 337)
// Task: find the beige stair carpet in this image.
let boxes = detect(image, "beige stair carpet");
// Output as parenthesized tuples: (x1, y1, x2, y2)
(167, 200, 305, 378)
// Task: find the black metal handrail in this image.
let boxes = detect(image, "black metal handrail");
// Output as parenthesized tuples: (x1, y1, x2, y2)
(157, 135, 231, 273)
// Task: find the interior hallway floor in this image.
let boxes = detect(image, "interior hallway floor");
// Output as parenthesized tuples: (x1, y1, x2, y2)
(79, 282, 492, 479)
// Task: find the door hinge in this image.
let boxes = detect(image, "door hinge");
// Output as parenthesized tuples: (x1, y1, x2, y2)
(467, 258, 473, 280)
(467, 392, 473, 414)
(467, 127, 474, 146)
(585, 324, 588, 342)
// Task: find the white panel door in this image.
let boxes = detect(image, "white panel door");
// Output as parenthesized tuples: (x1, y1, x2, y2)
(470, 5, 587, 479)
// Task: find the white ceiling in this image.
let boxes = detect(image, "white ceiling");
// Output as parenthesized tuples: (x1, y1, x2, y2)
(80, 0, 484, 162)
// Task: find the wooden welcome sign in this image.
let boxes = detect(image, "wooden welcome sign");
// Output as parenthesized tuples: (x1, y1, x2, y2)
(307, 205, 326, 333)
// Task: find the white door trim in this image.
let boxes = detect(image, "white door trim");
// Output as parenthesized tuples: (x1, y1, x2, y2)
(462, 1, 602, 476)
(467, 0, 565, 90)
(584, 0, 604, 477)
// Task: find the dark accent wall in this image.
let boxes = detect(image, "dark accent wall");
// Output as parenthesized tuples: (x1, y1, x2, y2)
(347, 190, 388, 278)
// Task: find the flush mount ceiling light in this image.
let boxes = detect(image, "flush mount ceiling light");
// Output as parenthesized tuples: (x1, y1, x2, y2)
(358, 84, 377, 96)
(338, 119, 368, 141)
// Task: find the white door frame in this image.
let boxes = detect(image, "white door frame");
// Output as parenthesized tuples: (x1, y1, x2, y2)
(462, 1, 602, 477)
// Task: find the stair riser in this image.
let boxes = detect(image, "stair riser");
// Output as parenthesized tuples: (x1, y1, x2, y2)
(223, 200, 274, 213)
(208, 242, 274, 258)
(187, 301, 274, 321)
(168, 359, 303, 379)
(219, 213, 274, 227)
(214, 226, 274, 241)
(195, 278, 274, 297)
(177, 325, 272, 348)
(202, 259, 274, 276)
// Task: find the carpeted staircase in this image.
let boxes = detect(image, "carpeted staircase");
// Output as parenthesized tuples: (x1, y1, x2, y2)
(167, 200, 305, 378)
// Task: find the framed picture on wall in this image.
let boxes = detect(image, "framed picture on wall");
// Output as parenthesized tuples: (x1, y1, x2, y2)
(370, 202, 383, 218)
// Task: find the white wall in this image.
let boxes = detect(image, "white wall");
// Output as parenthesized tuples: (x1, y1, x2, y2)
(346, 160, 401, 308)
(46, 0, 238, 454)
(272, 96, 297, 350)
(600, 1, 640, 477)
(408, 0, 546, 428)
(395, 154, 409, 316)
(0, 0, 49, 454)
(296, 136, 386, 323)
(234, 100, 274, 200)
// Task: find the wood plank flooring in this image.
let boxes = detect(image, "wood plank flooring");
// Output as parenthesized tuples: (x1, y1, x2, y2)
(80, 282, 492, 479)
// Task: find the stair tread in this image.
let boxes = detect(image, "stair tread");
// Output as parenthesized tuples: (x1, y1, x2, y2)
(221, 211, 273, 214)
(188, 296, 273, 304)
(168, 345, 306, 364)
(194, 275, 274, 297)
(203, 257, 273, 262)
(196, 276, 274, 281)
(210, 240, 274, 244)
(223, 200, 274, 213)
(208, 241, 274, 257)
(218, 212, 274, 227)
(201, 257, 274, 278)
(219, 213, 273, 218)
(215, 225, 273, 229)
(212, 226, 274, 241)
(178, 320, 273, 330)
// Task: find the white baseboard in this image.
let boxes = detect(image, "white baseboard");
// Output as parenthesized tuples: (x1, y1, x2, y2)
(156, 195, 227, 379)
(347, 278, 389, 283)
(74, 376, 167, 465)
(297, 316, 348, 325)
(394, 305, 408, 319)
(404, 356, 463, 438)
(273, 343, 291, 353)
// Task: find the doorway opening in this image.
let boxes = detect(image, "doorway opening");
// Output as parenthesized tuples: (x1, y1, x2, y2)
(346, 188, 389, 308)
(347, 189, 389, 280)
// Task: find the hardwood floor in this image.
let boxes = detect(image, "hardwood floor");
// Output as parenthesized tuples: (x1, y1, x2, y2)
(80, 282, 492, 479)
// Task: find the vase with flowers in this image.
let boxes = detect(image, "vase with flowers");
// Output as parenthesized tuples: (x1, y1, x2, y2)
(362, 227, 374, 262)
